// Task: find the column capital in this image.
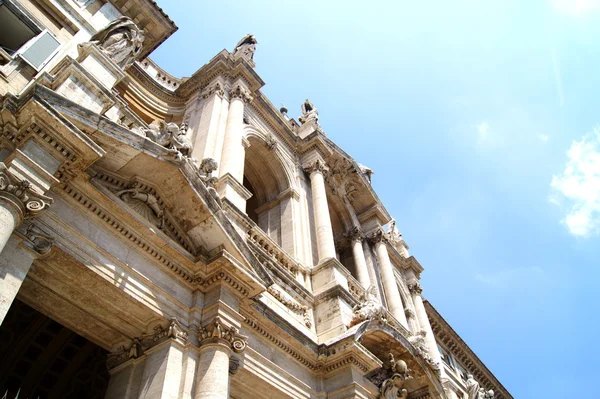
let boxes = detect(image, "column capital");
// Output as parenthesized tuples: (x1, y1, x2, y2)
(369, 228, 389, 245)
(408, 282, 423, 295)
(198, 316, 247, 353)
(303, 158, 328, 175)
(202, 81, 226, 99)
(0, 163, 52, 223)
(404, 308, 416, 319)
(229, 84, 253, 103)
(345, 226, 364, 243)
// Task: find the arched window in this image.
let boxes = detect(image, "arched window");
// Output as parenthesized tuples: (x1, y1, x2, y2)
(242, 131, 296, 255)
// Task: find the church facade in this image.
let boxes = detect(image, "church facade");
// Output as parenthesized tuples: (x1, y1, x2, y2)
(0, 1, 512, 398)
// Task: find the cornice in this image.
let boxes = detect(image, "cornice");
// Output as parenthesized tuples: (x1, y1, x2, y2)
(424, 301, 513, 399)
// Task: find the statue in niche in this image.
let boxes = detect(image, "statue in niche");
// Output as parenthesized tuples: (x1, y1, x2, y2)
(380, 353, 412, 399)
(349, 285, 387, 327)
(299, 99, 319, 124)
(85, 16, 145, 68)
(233, 34, 258, 60)
(466, 375, 480, 399)
(136, 121, 192, 160)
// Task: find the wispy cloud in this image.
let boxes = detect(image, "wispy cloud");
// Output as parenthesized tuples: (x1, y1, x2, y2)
(552, 0, 599, 16)
(539, 133, 550, 142)
(550, 128, 600, 237)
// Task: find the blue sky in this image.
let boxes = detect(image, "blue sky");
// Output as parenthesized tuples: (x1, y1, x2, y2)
(151, 1, 600, 397)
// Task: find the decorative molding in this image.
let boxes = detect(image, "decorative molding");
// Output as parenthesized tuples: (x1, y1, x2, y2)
(199, 316, 247, 353)
(348, 285, 387, 328)
(196, 271, 250, 298)
(369, 228, 389, 245)
(0, 163, 52, 221)
(267, 285, 311, 328)
(366, 353, 413, 399)
(60, 183, 195, 283)
(107, 318, 189, 369)
(17, 220, 54, 256)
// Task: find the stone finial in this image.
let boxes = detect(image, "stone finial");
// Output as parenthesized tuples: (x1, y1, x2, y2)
(303, 159, 328, 175)
(0, 163, 52, 222)
(199, 316, 247, 353)
(84, 16, 145, 69)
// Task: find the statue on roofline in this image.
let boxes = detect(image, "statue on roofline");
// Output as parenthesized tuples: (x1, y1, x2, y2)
(83, 16, 145, 69)
(299, 99, 319, 124)
(233, 34, 258, 61)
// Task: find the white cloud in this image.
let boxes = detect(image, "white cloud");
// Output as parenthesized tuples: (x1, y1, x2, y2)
(539, 133, 549, 142)
(550, 128, 600, 237)
(552, 0, 599, 16)
(477, 121, 489, 138)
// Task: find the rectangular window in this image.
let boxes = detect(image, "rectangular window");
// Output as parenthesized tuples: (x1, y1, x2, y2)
(0, 0, 60, 69)
(19, 30, 60, 70)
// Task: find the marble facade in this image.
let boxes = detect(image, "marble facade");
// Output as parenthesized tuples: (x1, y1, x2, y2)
(0, 1, 512, 398)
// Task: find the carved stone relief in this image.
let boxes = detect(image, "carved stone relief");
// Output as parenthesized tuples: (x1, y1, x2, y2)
(348, 284, 387, 328)
(82, 16, 145, 69)
(367, 353, 413, 399)
(267, 285, 311, 328)
(198, 316, 247, 353)
(106, 318, 189, 369)
(134, 120, 192, 161)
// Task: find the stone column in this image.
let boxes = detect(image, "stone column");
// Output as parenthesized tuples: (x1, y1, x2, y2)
(346, 227, 371, 288)
(194, 317, 247, 399)
(219, 84, 252, 182)
(0, 163, 52, 254)
(0, 165, 53, 324)
(371, 230, 408, 328)
(304, 159, 336, 262)
(409, 282, 443, 372)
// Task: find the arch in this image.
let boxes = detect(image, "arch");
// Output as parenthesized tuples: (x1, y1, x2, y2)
(242, 126, 296, 253)
(354, 320, 448, 399)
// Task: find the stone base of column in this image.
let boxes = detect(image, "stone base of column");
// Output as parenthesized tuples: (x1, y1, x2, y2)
(216, 173, 252, 213)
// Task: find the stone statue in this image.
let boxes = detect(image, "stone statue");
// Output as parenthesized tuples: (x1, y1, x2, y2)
(380, 354, 411, 399)
(233, 34, 258, 60)
(86, 16, 144, 68)
(299, 99, 319, 124)
(485, 390, 495, 399)
(349, 285, 387, 327)
(466, 375, 480, 399)
(137, 121, 192, 159)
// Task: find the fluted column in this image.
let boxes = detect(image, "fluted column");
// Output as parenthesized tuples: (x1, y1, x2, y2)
(346, 227, 370, 288)
(304, 159, 336, 262)
(219, 84, 252, 182)
(409, 282, 443, 372)
(371, 229, 408, 328)
(194, 317, 247, 399)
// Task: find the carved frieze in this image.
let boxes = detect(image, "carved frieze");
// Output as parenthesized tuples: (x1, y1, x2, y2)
(408, 282, 423, 295)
